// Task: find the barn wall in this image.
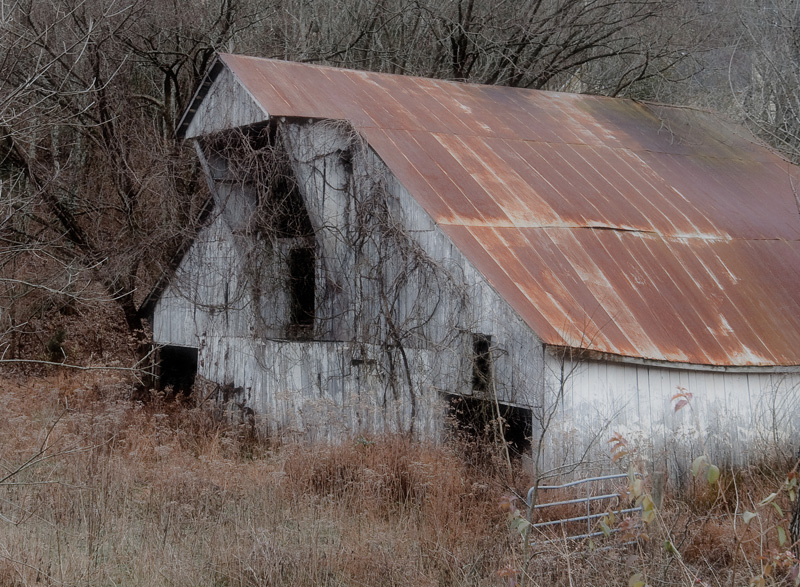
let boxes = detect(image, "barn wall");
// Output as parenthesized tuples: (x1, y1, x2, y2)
(198, 335, 448, 440)
(153, 216, 447, 439)
(153, 214, 251, 346)
(543, 353, 800, 475)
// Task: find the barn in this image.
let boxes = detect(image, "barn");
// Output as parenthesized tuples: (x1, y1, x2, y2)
(151, 54, 800, 471)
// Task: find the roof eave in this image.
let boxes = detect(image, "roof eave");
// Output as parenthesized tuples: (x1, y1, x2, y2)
(545, 344, 800, 373)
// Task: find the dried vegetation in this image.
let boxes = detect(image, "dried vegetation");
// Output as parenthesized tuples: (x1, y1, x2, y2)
(0, 363, 797, 586)
(0, 369, 516, 585)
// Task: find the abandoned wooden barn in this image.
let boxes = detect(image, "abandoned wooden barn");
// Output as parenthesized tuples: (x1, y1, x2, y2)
(151, 54, 800, 469)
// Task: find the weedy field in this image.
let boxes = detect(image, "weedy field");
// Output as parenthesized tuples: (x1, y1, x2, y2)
(0, 369, 797, 586)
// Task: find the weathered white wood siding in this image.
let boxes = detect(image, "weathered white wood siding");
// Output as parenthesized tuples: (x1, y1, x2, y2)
(154, 214, 251, 345)
(183, 67, 267, 139)
(544, 353, 800, 471)
(153, 218, 446, 438)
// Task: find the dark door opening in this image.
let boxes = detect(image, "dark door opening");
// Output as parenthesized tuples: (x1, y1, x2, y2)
(472, 333, 492, 392)
(445, 394, 532, 458)
(158, 345, 198, 395)
(287, 246, 315, 338)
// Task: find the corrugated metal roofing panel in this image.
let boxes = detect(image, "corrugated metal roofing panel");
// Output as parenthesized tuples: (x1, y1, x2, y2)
(212, 54, 800, 367)
(429, 133, 555, 226)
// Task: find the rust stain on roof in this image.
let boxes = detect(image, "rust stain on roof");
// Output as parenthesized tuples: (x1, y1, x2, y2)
(211, 54, 800, 367)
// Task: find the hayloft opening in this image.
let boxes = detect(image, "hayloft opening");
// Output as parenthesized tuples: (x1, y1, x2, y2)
(287, 246, 315, 337)
(158, 345, 198, 395)
(446, 394, 532, 458)
(472, 333, 492, 392)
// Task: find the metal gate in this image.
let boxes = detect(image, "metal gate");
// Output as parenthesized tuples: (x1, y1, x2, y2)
(525, 473, 642, 546)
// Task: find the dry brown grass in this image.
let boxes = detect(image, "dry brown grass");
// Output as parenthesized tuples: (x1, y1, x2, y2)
(0, 369, 796, 586)
(0, 371, 520, 585)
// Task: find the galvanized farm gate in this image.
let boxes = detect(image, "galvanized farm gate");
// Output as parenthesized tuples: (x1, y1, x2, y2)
(526, 473, 642, 546)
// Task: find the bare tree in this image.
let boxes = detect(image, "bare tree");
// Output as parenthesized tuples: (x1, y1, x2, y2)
(0, 0, 269, 358)
(732, 0, 800, 161)
(272, 0, 698, 97)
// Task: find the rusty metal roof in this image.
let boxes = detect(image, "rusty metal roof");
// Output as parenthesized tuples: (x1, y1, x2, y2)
(211, 54, 800, 367)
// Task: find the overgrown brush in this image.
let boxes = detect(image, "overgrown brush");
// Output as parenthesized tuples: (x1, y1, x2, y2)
(1, 370, 798, 586)
(0, 372, 519, 585)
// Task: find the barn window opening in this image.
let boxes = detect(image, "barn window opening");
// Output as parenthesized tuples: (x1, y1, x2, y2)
(445, 394, 532, 458)
(287, 246, 315, 337)
(338, 146, 353, 174)
(472, 333, 492, 392)
(158, 345, 198, 395)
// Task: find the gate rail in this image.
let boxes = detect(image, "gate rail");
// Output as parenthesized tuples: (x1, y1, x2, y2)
(525, 473, 642, 545)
